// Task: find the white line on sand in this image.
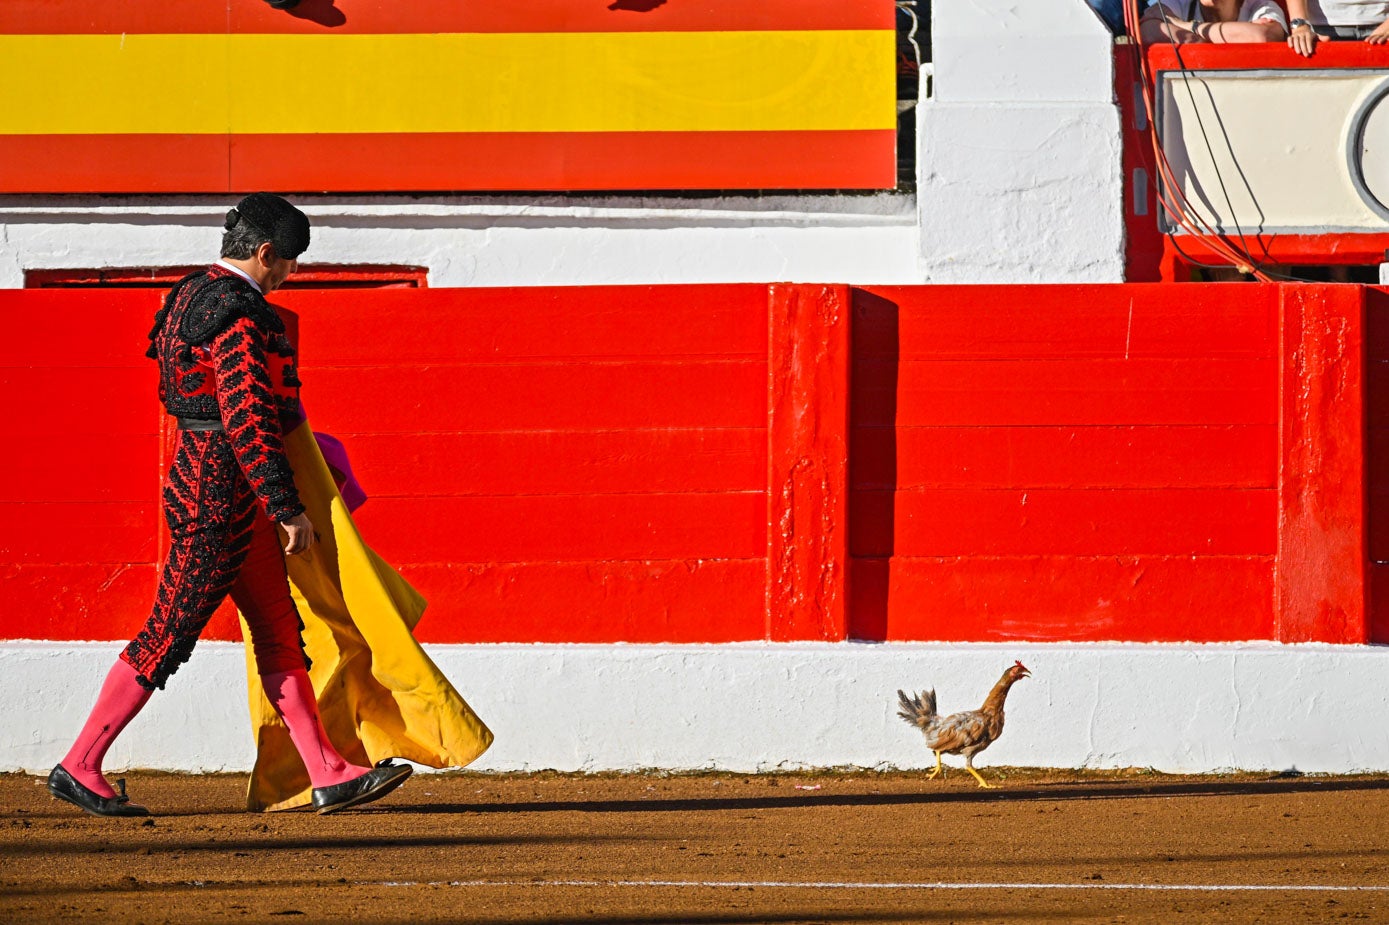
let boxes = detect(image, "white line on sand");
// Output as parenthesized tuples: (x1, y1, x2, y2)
(371, 879, 1389, 893)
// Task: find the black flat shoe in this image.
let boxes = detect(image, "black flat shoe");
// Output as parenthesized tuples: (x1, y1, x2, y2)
(312, 759, 412, 815)
(47, 765, 150, 817)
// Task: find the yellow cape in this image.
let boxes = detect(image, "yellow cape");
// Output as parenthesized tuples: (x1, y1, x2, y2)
(240, 422, 493, 812)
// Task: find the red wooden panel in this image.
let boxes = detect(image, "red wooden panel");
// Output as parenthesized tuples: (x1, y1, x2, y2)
(852, 358, 1276, 427)
(351, 493, 765, 563)
(849, 556, 1274, 643)
(766, 284, 851, 642)
(0, 0, 892, 34)
(303, 362, 766, 433)
(851, 488, 1276, 557)
(233, 131, 897, 195)
(0, 289, 159, 362)
(399, 560, 766, 644)
(1276, 286, 1368, 644)
(0, 135, 230, 195)
(0, 503, 157, 563)
(0, 368, 157, 435)
(0, 434, 158, 503)
(279, 285, 769, 364)
(0, 564, 156, 641)
(332, 430, 764, 498)
(855, 285, 1279, 360)
(851, 424, 1277, 490)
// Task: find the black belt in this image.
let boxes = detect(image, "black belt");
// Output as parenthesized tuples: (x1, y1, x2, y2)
(176, 417, 225, 432)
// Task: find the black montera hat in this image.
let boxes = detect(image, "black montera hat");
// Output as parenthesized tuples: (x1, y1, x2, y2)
(224, 193, 311, 260)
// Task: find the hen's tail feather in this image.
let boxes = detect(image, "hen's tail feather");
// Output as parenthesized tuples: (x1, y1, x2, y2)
(896, 688, 938, 727)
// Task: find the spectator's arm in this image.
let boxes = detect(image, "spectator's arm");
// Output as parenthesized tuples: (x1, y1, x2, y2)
(1367, 17, 1389, 43)
(1141, 6, 1200, 42)
(1284, 0, 1318, 54)
(1203, 18, 1287, 40)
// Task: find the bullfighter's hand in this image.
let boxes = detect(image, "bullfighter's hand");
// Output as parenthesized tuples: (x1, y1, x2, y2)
(280, 512, 316, 555)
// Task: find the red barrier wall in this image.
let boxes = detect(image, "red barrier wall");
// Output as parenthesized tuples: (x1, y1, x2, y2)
(0, 283, 1375, 645)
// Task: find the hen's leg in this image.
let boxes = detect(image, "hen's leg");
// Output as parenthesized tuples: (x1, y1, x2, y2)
(926, 750, 944, 780)
(964, 754, 994, 789)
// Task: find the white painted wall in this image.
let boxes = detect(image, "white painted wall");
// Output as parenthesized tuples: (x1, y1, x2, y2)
(8, 641, 1389, 776)
(918, 0, 1125, 282)
(0, 0, 1127, 289)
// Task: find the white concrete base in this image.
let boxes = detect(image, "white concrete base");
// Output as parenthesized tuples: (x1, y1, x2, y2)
(6, 641, 1389, 776)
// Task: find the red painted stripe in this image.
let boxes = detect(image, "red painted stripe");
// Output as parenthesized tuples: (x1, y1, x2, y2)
(0, 0, 892, 35)
(0, 134, 230, 194)
(279, 285, 769, 363)
(1148, 40, 1389, 72)
(0, 131, 895, 194)
(336, 431, 765, 498)
(401, 561, 767, 644)
(854, 285, 1279, 360)
(852, 359, 1277, 427)
(352, 494, 766, 563)
(849, 556, 1274, 643)
(306, 362, 766, 433)
(850, 425, 1278, 491)
(850, 488, 1277, 557)
(232, 131, 897, 193)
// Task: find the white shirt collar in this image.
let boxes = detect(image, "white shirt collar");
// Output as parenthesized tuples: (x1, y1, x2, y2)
(214, 259, 263, 294)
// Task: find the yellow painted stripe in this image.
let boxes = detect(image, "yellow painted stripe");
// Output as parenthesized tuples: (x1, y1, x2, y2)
(2, 32, 895, 135)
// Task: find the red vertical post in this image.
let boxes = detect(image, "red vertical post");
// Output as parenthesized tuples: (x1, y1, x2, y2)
(766, 284, 851, 641)
(1276, 284, 1369, 643)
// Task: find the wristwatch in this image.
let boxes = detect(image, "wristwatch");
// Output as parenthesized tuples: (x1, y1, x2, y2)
(1289, 17, 1311, 28)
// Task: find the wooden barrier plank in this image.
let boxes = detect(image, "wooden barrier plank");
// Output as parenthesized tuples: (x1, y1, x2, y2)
(305, 362, 765, 433)
(352, 493, 765, 563)
(0, 289, 159, 363)
(0, 502, 157, 563)
(1276, 285, 1369, 643)
(850, 487, 1276, 558)
(855, 284, 1278, 360)
(0, 434, 158, 503)
(766, 284, 851, 642)
(850, 424, 1276, 490)
(853, 358, 1276, 427)
(0, 564, 156, 641)
(397, 560, 766, 644)
(284, 286, 768, 364)
(849, 556, 1274, 642)
(329, 430, 764, 498)
(0, 368, 156, 434)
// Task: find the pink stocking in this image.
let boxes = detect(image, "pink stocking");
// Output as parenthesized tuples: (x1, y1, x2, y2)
(261, 669, 368, 789)
(60, 659, 154, 798)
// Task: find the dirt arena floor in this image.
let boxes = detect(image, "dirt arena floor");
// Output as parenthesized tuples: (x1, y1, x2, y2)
(3, 768, 1388, 924)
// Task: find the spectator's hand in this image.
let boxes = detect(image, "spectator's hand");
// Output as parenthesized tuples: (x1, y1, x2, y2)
(280, 512, 316, 555)
(1288, 21, 1318, 55)
(1367, 19, 1389, 43)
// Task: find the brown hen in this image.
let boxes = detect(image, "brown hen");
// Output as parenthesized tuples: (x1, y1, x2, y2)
(896, 661, 1030, 788)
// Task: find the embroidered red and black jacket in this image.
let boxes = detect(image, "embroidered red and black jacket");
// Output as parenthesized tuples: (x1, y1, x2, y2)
(148, 265, 305, 522)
